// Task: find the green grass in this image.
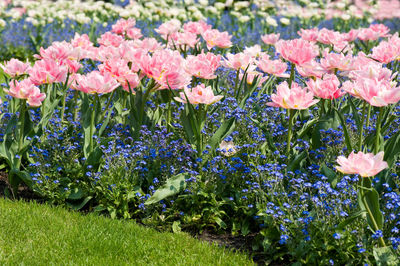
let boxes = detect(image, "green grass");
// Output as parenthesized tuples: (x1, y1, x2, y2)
(0, 199, 254, 265)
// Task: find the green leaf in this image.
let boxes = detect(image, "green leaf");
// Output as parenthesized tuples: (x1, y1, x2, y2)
(334, 108, 353, 153)
(9, 168, 32, 189)
(67, 187, 84, 200)
(66, 196, 92, 210)
(320, 164, 337, 188)
(373, 247, 398, 266)
(358, 186, 384, 232)
(172, 221, 182, 233)
(336, 210, 366, 231)
(144, 173, 189, 205)
(287, 151, 307, 172)
(208, 117, 236, 152)
(384, 130, 400, 168)
(84, 147, 103, 172)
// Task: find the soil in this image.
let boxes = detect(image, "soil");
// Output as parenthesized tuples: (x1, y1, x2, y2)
(0, 171, 40, 200)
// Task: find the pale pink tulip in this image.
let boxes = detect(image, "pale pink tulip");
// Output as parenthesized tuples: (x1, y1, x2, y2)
(97, 32, 124, 47)
(267, 81, 319, 109)
(244, 45, 261, 59)
(35, 41, 74, 62)
(342, 29, 359, 42)
(320, 52, 353, 72)
(185, 52, 221, 79)
(317, 28, 344, 46)
(275, 39, 319, 65)
(371, 41, 400, 64)
(336, 151, 388, 177)
(298, 28, 319, 42)
(261, 33, 280, 45)
(1, 59, 31, 77)
(306, 74, 344, 100)
(170, 31, 199, 49)
(201, 29, 232, 50)
(112, 18, 136, 35)
(239, 66, 268, 86)
(183, 21, 212, 35)
(296, 60, 326, 79)
(174, 84, 223, 105)
(71, 33, 93, 49)
(257, 55, 289, 78)
(126, 28, 143, 40)
(4, 79, 45, 107)
(140, 49, 191, 90)
(222, 52, 253, 70)
(29, 59, 68, 85)
(74, 71, 119, 94)
(99, 59, 140, 92)
(155, 19, 181, 40)
(132, 38, 164, 52)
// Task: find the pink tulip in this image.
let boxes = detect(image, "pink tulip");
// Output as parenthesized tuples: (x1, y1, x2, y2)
(201, 29, 232, 50)
(342, 29, 359, 42)
(185, 52, 221, 80)
(244, 45, 261, 59)
(4, 79, 45, 107)
(261, 33, 280, 45)
(126, 28, 143, 40)
(343, 78, 400, 107)
(306, 74, 344, 100)
(296, 60, 326, 79)
(132, 38, 164, 52)
(258, 54, 289, 78)
(183, 21, 212, 35)
(35, 41, 74, 62)
(99, 59, 140, 92)
(74, 71, 119, 94)
(320, 52, 353, 72)
(174, 84, 223, 105)
(112, 18, 136, 35)
(336, 151, 388, 177)
(297, 28, 319, 42)
(275, 39, 319, 65)
(71, 33, 93, 49)
(29, 59, 68, 85)
(169, 31, 199, 49)
(239, 66, 268, 86)
(222, 52, 253, 70)
(371, 41, 400, 64)
(97, 32, 124, 47)
(155, 19, 181, 40)
(1, 59, 31, 77)
(267, 81, 319, 109)
(317, 28, 344, 46)
(140, 49, 191, 90)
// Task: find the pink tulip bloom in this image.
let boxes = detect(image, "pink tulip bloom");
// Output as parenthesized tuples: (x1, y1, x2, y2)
(275, 39, 319, 65)
(349, 62, 394, 82)
(98, 32, 124, 47)
(174, 84, 223, 105)
(244, 45, 262, 59)
(267, 81, 319, 109)
(29, 59, 68, 85)
(71, 33, 93, 49)
(201, 29, 232, 50)
(126, 28, 143, 40)
(35, 41, 74, 62)
(4, 79, 45, 107)
(317, 28, 344, 46)
(357, 24, 389, 42)
(298, 28, 319, 42)
(183, 21, 212, 35)
(306, 74, 344, 100)
(155, 19, 181, 40)
(258, 55, 289, 78)
(185, 52, 221, 79)
(112, 18, 136, 35)
(296, 60, 326, 79)
(74, 71, 119, 94)
(222, 52, 253, 70)
(371, 41, 400, 64)
(1, 59, 31, 77)
(99, 59, 140, 92)
(342, 29, 359, 42)
(132, 38, 164, 52)
(140, 49, 191, 90)
(320, 52, 353, 72)
(336, 151, 388, 177)
(369, 24, 391, 38)
(170, 31, 200, 49)
(261, 33, 280, 45)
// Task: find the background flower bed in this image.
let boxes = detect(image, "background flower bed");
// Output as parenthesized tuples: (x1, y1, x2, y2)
(0, 0, 400, 265)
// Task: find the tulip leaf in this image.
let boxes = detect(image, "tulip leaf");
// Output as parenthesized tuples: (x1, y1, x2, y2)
(145, 173, 188, 205)
(208, 116, 236, 153)
(358, 186, 384, 232)
(336, 210, 366, 231)
(373, 247, 398, 266)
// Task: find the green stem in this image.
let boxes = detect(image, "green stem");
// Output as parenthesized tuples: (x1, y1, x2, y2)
(16, 100, 26, 169)
(89, 95, 97, 154)
(102, 89, 115, 118)
(358, 101, 367, 151)
(286, 109, 295, 157)
(375, 108, 382, 154)
(365, 104, 371, 129)
(73, 90, 78, 121)
(288, 63, 295, 88)
(60, 91, 67, 123)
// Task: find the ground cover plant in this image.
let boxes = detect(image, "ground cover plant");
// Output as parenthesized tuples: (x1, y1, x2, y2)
(1, 0, 400, 264)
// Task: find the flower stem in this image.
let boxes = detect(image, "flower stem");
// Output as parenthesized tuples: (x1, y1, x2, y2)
(16, 100, 26, 169)
(288, 63, 295, 88)
(358, 101, 367, 151)
(365, 104, 371, 129)
(286, 109, 295, 157)
(89, 95, 97, 154)
(374, 108, 382, 154)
